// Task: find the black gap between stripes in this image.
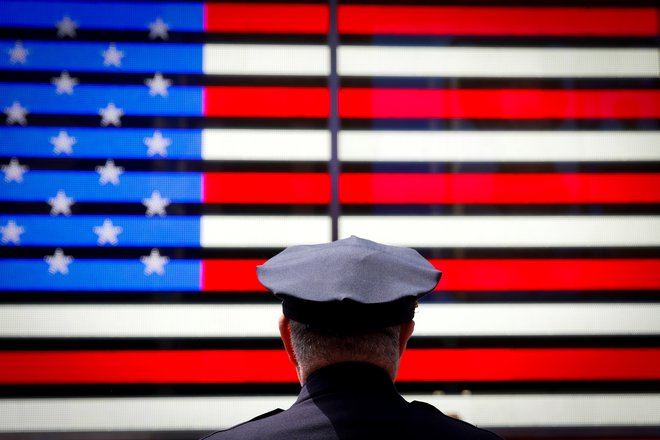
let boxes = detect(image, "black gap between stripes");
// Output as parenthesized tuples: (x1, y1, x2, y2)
(6, 157, 660, 173)
(0, 70, 328, 87)
(0, 381, 659, 399)
(1, 115, 330, 129)
(3, 202, 660, 216)
(3, 70, 660, 88)
(1, 335, 658, 350)
(0, 291, 658, 304)
(4, 115, 660, 129)
(0, 28, 328, 44)
(3, 246, 660, 259)
(0, 158, 329, 172)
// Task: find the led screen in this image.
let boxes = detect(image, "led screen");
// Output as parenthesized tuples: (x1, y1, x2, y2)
(0, 1, 659, 439)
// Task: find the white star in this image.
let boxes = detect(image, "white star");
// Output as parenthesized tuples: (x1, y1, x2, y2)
(51, 71, 79, 95)
(93, 218, 123, 246)
(9, 41, 28, 64)
(4, 101, 28, 125)
(50, 130, 77, 155)
(148, 17, 169, 40)
(44, 248, 73, 275)
(142, 190, 170, 217)
(102, 43, 124, 67)
(2, 158, 29, 183)
(1, 220, 24, 245)
(145, 72, 171, 97)
(48, 190, 75, 216)
(56, 15, 78, 38)
(141, 249, 169, 275)
(99, 102, 124, 127)
(96, 159, 124, 185)
(144, 130, 171, 157)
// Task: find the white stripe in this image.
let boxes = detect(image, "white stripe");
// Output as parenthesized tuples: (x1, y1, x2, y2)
(413, 303, 660, 337)
(0, 305, 280, 338)
(339, 46, 660, 77)
(201, 216, 331, 247)
(410, 394, 660, 428)
(0, 394, 658, 432)
(339, 131, 660, 162)
(202, 129, 330, 161)
(203, 44, 329, 76)
(1, 304, 658, 338)
(340, 216, 660, 247)
(0, 396, 292, 432)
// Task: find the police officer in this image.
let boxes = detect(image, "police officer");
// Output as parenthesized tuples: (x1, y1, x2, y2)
(201, 236, 503, 440)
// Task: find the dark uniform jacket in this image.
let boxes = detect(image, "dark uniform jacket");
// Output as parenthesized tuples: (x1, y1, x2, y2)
(201, 362, 503, 440)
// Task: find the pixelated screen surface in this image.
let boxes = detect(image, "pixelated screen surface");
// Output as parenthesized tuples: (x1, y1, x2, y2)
(0, 1, 659, 438)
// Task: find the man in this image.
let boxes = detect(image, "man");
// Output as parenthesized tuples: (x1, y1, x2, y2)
(202, 236, 502, 439)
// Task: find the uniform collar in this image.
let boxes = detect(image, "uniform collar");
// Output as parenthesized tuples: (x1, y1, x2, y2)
(295, 362, 402, 403)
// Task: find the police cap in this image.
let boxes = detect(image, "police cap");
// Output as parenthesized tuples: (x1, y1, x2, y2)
(256, 236, 441, 331)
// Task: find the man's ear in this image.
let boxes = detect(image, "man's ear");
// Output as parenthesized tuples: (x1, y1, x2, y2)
(399, 320, 415, 358)
(278, 314, 298, 368)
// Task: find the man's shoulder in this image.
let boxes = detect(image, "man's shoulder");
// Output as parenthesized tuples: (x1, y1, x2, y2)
(407, 400, 503, 440)
(198, 408, 285, 440)
(199, 398, 504, 440)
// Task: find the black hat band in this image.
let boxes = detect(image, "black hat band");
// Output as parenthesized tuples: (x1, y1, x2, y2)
(281, 296, 417, 333)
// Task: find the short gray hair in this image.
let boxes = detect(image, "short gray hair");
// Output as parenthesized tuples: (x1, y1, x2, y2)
(289, 320, 401, 371)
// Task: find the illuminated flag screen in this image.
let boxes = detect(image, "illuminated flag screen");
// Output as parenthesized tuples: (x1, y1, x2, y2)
(0, 1, 659, 439)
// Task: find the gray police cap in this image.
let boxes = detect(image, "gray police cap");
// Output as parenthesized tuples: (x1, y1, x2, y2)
(256, 236, 441, 331)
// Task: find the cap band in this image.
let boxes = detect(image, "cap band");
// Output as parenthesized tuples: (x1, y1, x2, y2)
(282, 297, 417, 332)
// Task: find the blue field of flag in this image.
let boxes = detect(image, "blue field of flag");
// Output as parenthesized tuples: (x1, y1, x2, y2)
(0, 127, 202, 159)
(0, 215, 201, 246)
(0, 1, 203, 31)
(0, 259, 201, 291)
(0, 84, 202, 116)
(0, 40, 203, 73)
(0, 171, 202, 202)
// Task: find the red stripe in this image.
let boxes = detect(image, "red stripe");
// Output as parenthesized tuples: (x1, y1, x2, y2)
(0, 350, 294, 384)
(204, 87, 330, 118)
(398, 348, 660, 382)
(204, 172, 331, 203)
(200, 259, 660, 292)
(205, 3, 328, 34)
(339, 89, 660, 119)
(203, 259, 267, 291)
(431, 259, 660, 291)
(340, 173, 660, 204)
(338, 6, 659, 36)
(1, 348, 658, 384)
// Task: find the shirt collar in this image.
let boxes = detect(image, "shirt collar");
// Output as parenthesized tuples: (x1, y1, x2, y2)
(295, 362, 402, 403)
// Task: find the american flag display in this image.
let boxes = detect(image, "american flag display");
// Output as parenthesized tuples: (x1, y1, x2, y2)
(0, 1, 659, 438)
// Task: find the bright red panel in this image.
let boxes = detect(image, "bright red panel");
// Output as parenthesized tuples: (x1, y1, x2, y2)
(431, 259, 660, 291)
(338, 6, 659, 36)
(0, 350, 295, 384)
(203, 259, 268, 291)
(204, 87, 330, 118)
(205, 3, 329, 34)
(202, 258, 660, 292)
(398, 348, 660, 382)
(339, 173, 660, 204)
(339, 89, 660, 119)
(1, 348, 658, 384)
(204, 172, 331, 203)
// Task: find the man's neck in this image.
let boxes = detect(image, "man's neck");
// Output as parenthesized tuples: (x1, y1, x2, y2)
(300, 357, 399, 384)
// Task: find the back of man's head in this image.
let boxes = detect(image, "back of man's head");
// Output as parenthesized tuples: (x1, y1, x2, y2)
(289, 320, 402, 378)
